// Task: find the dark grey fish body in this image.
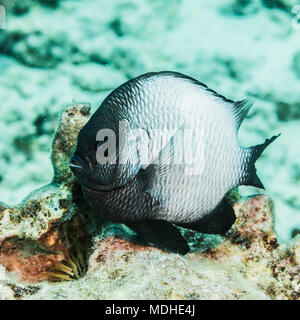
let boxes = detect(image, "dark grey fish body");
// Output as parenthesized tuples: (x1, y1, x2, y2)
(71, 71, 279, 254)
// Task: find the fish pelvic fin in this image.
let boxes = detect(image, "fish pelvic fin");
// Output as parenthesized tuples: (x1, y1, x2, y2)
(125, 220, 190, 255)
(242, 134, 281, 189)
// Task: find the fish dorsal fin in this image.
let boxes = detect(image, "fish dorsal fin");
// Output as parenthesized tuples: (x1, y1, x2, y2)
(171, 73, 253, 131)
(142, 72, 253, 131)
(230, 99, 253, 131)
(141, 71, 253, 130)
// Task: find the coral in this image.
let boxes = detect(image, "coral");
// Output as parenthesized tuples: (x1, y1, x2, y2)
(47, 247, 89, 281)
(0, 103, 91, 282)
(0, 103, 299, 299)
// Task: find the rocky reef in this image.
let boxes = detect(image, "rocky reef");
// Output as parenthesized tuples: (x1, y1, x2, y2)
(0, 103, 299, 300)
(0, 103, 91, 283)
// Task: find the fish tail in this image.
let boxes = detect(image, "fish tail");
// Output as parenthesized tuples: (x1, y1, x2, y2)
(241, 134, 281, 189)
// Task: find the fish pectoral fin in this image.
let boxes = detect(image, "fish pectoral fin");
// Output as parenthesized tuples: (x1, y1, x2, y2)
(124, 220, 190, 255)
(176, 197, 236, 235)
(138, 126, 185, 202)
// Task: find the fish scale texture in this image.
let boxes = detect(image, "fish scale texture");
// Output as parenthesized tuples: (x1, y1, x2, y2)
(87, 73, 248, 223)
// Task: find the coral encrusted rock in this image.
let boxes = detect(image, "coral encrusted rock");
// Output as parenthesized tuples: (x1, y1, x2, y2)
(0, 103, 299, 299)
(0, 103, 91, 282)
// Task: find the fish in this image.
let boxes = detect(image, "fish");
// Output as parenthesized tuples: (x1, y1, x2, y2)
(70, 71, 280, 254)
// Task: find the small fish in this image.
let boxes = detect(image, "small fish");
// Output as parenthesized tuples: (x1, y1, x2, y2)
(70, 71, 279, 254)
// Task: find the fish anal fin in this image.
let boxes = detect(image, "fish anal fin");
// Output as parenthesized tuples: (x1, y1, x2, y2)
(177, 197, 236, 235)
(125, 220, 190, 255)
(246, 171, 265, 189)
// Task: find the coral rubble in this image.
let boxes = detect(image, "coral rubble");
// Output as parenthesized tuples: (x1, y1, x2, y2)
(0, 103, 299, 300)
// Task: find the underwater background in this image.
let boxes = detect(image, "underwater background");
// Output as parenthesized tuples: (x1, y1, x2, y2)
(0, 0, 299, 244)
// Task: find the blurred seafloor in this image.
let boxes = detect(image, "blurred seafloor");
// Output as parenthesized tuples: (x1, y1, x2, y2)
(0, 0, 299, 242)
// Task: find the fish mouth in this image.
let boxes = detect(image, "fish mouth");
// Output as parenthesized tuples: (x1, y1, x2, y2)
(70, 154, 133, 193)
(82, 181, 127, 193)
(82, 174, 133, 193)
(70, 154, 91, 171)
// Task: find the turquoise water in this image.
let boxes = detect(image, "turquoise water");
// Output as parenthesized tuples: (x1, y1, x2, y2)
(0, 0, 299, 242)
